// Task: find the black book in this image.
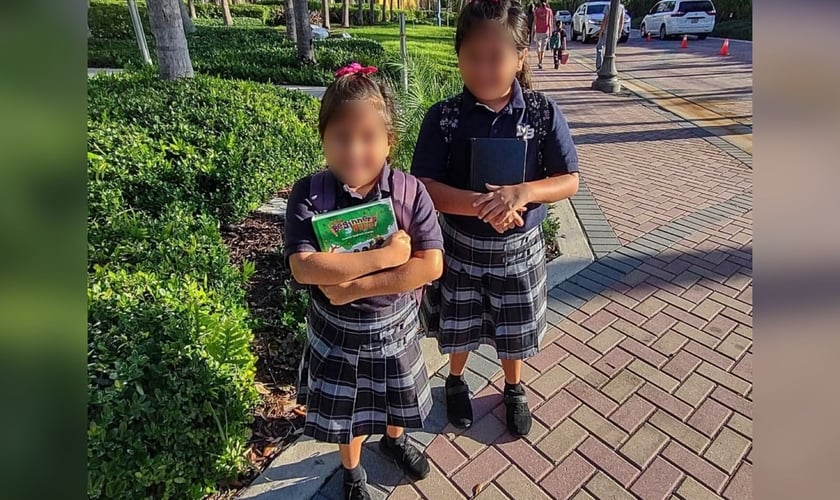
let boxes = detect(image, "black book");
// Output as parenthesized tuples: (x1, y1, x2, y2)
(469, 137, 528, 193)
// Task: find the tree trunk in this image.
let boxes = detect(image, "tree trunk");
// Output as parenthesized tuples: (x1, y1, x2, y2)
(147, 0, 194, 79)
(322, 0, 331, 29)
(356, 0, 364, 24)
(369, 0, 374, 25)
(285, 0, 297, 41)
(178, 0, 196, 32)
(389, 0, 393, 23)
(293, 0, 315, 62)
(188, 0, 196, 19)
(220, 0, 233, 26)
(342, 0, 350, 27)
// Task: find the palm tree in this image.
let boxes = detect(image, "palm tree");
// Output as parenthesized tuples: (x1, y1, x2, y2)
(220, 0, 233, 26)
(285, 0, 297, 41)
(322, 0, 331, 29)
(146, 0, 194, 79)
(342, 0, 350, 27)
(178, 0, 195, 33)
(293, 0, 315, 62)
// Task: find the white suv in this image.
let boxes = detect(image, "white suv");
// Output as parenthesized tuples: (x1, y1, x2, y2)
(640, 0, 717, 40)
(571, 1, 631, 44)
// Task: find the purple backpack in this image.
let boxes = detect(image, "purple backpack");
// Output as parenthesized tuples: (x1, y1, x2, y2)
(308, 168, 425, 304)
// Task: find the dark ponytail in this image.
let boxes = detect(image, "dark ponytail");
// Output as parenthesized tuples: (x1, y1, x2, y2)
(455, 0, 533, 90)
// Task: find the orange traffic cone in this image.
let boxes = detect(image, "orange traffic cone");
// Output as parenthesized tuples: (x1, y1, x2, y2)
(719, 38, 730, 56)
(646, 32, 651, 42)
(680, 34, 688, 48)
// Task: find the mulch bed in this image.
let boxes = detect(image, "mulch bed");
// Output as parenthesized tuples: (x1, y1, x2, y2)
(215, 196, 307, 497)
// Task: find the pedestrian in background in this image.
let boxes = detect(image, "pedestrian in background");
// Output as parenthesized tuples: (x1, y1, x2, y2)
(532, 0, 553, 69)
(595, 1, 625, 69)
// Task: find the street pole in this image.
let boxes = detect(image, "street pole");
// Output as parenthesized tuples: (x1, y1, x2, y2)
(399, 13, 408, 89)
(591, 0, 621, 93)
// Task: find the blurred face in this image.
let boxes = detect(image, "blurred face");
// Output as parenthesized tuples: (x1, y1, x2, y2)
(458, 22, 527, 103)
(322, 100, 391, 189)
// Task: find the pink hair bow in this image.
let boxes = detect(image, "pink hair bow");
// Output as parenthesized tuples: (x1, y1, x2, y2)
(334, 62, 378, 78)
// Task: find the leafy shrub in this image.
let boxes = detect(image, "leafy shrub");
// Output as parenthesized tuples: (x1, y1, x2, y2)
(87, 70, 323, 498)
(88, 0, 151, 41)
(87, 204, 247, 298)
(88, 72, 322, 222)
(88, 266, 259, 499)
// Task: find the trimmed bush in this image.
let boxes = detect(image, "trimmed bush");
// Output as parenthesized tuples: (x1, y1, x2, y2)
(88, 265, 258, 499)
(88, 72, 322, 222)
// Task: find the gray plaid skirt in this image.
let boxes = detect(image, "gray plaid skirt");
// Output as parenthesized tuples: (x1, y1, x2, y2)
(420, 216, 547, 359)
(296, 296, 431, 444)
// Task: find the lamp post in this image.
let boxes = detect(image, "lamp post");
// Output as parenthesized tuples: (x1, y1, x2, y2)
(591, 0, 621, 93)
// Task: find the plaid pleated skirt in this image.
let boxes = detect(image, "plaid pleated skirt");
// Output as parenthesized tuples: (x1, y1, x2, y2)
(420, 216, 547, 359)
(296, 296, 432, 444)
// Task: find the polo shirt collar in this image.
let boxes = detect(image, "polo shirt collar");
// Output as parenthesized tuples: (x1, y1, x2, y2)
(337, 162, 392, 200)
(461, 79, 527, 115)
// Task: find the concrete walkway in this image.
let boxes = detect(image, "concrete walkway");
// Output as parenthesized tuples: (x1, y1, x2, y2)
(241, 53, 752, 499)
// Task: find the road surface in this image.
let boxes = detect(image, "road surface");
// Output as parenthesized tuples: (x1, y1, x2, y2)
(559, 29, 753, 153)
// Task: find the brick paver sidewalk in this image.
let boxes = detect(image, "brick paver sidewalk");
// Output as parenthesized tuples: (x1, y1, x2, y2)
(253, 55, 753, 500)
(380, 60, 753, 500)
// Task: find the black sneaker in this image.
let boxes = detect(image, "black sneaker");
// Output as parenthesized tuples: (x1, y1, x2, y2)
(379, 434, 430, 480)
(538, 63, 543, 69)
(343, 467, 371, 500)
(445, 375, 473, 429)
(504, 383, 532, 437)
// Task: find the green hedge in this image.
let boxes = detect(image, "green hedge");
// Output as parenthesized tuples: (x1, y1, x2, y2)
(87, 72, 322, 498)
(88, 72, 322, 221)
(88, 265, 257, 499)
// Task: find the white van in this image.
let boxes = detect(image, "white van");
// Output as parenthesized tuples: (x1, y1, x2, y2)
(640, 0, 717, 40)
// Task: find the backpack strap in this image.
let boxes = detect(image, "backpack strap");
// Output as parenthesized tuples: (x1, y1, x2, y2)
(386, 168, 424, 303)
(308, 169, 336, 215)
(523, 89, 552, 175)
(390, 169, 419, 234)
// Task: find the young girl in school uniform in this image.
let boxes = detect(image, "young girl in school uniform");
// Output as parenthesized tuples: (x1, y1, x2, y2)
(411, 0, 580, 437)
(285, 63, 444, 500)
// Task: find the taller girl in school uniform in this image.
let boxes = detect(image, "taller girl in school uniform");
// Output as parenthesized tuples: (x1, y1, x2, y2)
(285, 63, 444, 500)
(411, 0, 580, 437)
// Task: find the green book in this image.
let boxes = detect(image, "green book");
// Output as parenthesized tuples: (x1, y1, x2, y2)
(311, 198, 398, 253)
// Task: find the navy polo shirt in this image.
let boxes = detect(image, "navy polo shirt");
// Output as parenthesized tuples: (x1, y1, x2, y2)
(410, 79, 579, 237)
(284, 164, 444, 313)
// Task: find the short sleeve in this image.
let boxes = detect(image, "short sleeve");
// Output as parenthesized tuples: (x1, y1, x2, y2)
(410, 103, 448, 181)
(406, 179, 444, 253)
(542, 97, 580, 176)
(283, 177, 319, 260)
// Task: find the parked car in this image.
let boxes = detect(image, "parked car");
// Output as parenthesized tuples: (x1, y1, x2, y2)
(555, 9, 572, 25)
(640, 0, 716, 40)
(571, 2, 631, 44)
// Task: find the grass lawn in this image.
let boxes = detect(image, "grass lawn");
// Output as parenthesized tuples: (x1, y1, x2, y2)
(338, 24, 459, 75)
